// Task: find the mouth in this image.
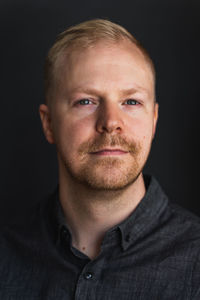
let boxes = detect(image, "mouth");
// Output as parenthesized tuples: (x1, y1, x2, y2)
(89, 149, 129, 156)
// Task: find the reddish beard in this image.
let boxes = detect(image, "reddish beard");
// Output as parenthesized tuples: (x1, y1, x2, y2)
(57, 133, 145, 191)
(78, 134, 140, 157)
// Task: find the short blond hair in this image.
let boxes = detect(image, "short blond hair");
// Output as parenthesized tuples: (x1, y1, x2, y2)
(44, 19, 155, 104)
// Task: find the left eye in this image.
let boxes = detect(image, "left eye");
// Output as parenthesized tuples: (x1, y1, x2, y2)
(124, 99, 139, 105)
(78, 99, 92, 105)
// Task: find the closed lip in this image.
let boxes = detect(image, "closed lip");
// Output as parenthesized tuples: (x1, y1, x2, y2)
(90, 148, 129, 154)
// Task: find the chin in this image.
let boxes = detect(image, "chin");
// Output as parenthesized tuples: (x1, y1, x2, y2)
(61, 153, 146, 191)
(73, 164, 142, 191)
(83, 176, 140, 191)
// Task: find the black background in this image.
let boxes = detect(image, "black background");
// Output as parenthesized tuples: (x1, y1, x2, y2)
(0, 0, 199, 222)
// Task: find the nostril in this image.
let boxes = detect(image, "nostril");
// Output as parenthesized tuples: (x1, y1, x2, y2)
(96, 112, 124, 134)
(97, 124, 122, 134)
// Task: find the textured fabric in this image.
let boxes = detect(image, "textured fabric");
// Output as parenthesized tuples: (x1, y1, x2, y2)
(1, 175, 200, 299)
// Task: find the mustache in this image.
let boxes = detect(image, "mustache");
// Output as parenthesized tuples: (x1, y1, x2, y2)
(78, 134, 140, 155)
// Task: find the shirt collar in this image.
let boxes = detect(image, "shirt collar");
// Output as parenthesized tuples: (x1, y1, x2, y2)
(51, 175, 168, 251)
(118, 175, 168, 250)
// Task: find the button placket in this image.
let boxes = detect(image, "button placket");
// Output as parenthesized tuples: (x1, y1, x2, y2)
(74, 263, 97, 299)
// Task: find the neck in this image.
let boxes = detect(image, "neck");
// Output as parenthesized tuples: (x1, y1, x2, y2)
(58, 168, 146, 259)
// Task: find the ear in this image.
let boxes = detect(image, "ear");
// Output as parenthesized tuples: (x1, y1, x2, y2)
(39, 104, 55, 144)
(152, 102, 159, 138)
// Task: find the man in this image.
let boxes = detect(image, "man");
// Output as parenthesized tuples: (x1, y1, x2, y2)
(0, 19, 200, 299)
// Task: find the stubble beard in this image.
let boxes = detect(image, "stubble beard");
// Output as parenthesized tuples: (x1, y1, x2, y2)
(59, 134, 149, 191)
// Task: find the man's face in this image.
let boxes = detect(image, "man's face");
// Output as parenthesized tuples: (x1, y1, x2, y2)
(40, 40, 158, 190)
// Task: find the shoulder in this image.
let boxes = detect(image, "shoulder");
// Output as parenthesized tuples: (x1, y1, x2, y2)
(0, 192, 56, 259)
(162, 201, 200, 290)
(146, 175, 200, 243)
(0, 201, 43, 253)
(0, 193, 59, 298)
(155, 198, 200, 254)
(166, 201, 200, 238)
(144, 175, 200, 250)
(0, 194, 58, 287)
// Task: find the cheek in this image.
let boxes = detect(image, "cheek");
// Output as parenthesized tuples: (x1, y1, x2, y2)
(55, 116, 95, 150)
(127, 117, 154, 142)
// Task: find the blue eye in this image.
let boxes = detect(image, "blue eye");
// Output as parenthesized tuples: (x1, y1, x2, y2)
(125, 99, 138, 105)
(79, 99, 91, 105)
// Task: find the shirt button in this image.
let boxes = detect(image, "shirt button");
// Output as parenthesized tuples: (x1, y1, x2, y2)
(62, 228, 67, 234)
(61, 227, 66, 234)
(61, 227, 68, 239)
(84, 272, 93, 280)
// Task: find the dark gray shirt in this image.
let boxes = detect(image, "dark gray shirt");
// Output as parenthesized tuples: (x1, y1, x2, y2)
(1, 175, 200, 299)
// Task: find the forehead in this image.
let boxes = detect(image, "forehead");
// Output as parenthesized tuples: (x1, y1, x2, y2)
(56, 41, 154, 97)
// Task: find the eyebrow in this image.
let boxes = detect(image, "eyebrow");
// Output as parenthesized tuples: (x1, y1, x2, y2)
(69, 86, 149, 96)
(118, 87, 148, 96)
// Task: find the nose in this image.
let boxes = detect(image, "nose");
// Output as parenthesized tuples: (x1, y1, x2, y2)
(96, 101, 124, 134)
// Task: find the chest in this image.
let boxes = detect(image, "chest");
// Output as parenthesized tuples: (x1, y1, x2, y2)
(0, 245, 193, 300)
